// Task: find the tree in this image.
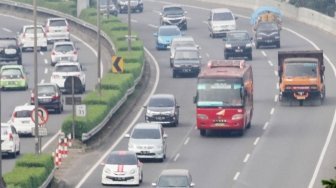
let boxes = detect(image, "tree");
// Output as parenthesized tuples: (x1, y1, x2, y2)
(322, 179, 336, 188)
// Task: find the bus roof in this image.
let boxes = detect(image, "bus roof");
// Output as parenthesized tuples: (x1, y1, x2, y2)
(198, 60, 251, 78)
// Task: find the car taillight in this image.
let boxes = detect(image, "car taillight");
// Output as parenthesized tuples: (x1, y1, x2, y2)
(9, 133, 14, 141)
(73, 51, 77, 55)
(52, 95, 60, 100)
(31, 91, 35, 102)
(13, 112, 17, 118)
(52, 51, 56, 55)
(45, 26, 49, 32)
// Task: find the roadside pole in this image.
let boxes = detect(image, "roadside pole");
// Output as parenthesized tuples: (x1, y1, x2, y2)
(127, 0, 131, 52)
(97, 0, 102, 96)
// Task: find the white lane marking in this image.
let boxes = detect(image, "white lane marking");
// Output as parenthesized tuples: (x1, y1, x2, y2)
(270, 108, 275, 115)
(283, 27, 336, 188)
(148, 24, 158, 29)
(261, 51, 267, 57)
(184, 137, 190, 145)
(254, 137, 260, 146)
(243, 153, 250, 163)
(40, 51, 44, 56)
(44, 59, 48, 64)
(131, 19, 138, 23)
(274, 70, 278, 76)
(233, 172, 240, 181)
(276, 83, 279, 90)
(75, 47, 160, 188)
(274, 95, 278, 102)
(42, 130, 61, 151)
(268, 60, 273, 66)
(44, 68, 48, 74)
(2, 28, 12, 32)
(174, 153, 180, 161)
(263, 122, 269, 130)
(40, 79, 45, 84)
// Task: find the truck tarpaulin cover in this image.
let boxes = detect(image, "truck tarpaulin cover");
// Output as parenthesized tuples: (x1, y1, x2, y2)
(250, 6, 282, 25)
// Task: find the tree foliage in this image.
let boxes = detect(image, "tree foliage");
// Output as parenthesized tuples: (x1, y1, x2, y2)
(289, 0, 336, 17)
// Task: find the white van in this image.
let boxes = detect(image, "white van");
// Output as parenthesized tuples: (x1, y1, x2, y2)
(208, 8, 237, 38)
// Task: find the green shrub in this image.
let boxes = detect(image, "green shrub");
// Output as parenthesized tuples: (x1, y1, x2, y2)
(82, 89, 122, 107)
(15, 0, 77, 16)
(15, 154, 54, 174)
(4, 167, 46, 188)
(62, 105, 109, 139)
(106, 30, 128, 42)
(115, 40, 144, 51)
(117, 50, 144, 63)
(100, 73, 134, 93)
(124, 63, 142, 79)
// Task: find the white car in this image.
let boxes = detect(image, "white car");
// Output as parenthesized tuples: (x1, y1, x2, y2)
(101, 150, 143, 186)
(50, 41, 78, 66)
(125, 122, 167, 162)
(1, 123, 20, 158)
(8, 104, 35, 136)
(18, 25, 48, 51)
(208, 8, 237, 38)
(45, 17, 70, 43)
(170, 36, 199, 67)
(50, 61, 86, 93)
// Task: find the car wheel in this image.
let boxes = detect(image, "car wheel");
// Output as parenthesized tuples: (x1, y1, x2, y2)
(42, 46, 48, 52)
(200, 129, 206, 136)
(139, 172, 143, 183)
(16, 144, 20, 155)
(255, 43, 260, 49)
(172, 71, 177, 78)
(11, 147, 17, 158)
(237, 128, 245, 137)
(18, 58, 22, 65)
(248, 53, 253, 61)
(56, 105, 62, 114)
(276, 41, 281, 48)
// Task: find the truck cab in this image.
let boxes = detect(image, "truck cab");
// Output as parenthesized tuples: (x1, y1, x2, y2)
(278, 50, 325, 105)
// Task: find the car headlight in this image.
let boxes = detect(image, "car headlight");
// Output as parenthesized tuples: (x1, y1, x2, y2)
(246, 43, 252, 48)
(104, 168, 112, 174)
(162, 17, 169, 22)
(129, 168, 136, 175)
(225, 44, 232, 48)
(232, 114, 244, 120)
(197, 114, 208, 120)
(146, 110, 155, 117)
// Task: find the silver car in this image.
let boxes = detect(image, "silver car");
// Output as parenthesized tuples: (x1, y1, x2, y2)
(50, 41, 78, 66)
(152, 169, 195, 188)
(45, 17, 70, 43)
(125, 123, 167, 162)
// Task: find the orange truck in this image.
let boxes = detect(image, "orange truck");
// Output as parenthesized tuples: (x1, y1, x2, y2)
(278, 50, 325, 105)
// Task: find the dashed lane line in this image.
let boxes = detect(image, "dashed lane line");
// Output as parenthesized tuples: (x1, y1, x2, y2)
(268, 60, 273, 66)
(243, 154, 250, 163)
(184, 137, 190, 145)
(174, 153, 180, 162)
(233, 172, 240, 181)
(270, 108, 275, 115)
(148, 24, 158, 28)
(44, 68, 48, 74)
(2, 28, 12, 32)
(254, 137, 260, 146)
(263, 122, 269, 130)
(261, 51, 267, 57)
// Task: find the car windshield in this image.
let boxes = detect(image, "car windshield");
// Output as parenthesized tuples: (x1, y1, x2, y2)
(163, 7, 184, 15)
(213, 12, 234, 21)
(131, 128, 161, 139)
(55, 65, 79, 72)
(197, 78, 244, 107)
(159, 27, 181, 36)
(284, 62, 317, 77)
(25, 27, 44, 34)
(175, 50, 199, 61)
(227, 32, 249, 41)
(49, 20, 67, 27)
(0, 40, 16, 48)
(55, 44, 74, 52)
(172, 40, 196, 49)
(38, 85, 56, 95)
(158, 176, 189, 187)
(148, 97, 174, 107)
(14, 110, 31, 118)
(1, 69, 22, 79)
(257, 22, 278, 31)
(106, 153, 137, 165)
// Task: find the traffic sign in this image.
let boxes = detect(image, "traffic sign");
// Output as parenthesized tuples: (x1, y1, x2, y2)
(76, 105, 87, 117)
(112, 56, 124, 73)
(31, 107, 49, 125)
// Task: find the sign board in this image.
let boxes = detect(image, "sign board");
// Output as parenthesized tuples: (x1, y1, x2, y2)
(65, 96, 82, 105)
(112, 56, 124, 73)
(31, 107, 49, 125)
(31, 127, 48, 137)
(64, 76, 83, 94)
(76, 105, 87, 117)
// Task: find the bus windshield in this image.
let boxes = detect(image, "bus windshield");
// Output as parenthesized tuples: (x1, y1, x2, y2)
(197, 78, 243, 107)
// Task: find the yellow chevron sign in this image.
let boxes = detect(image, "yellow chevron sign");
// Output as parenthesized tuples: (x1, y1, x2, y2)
(112, 56, 124, 73)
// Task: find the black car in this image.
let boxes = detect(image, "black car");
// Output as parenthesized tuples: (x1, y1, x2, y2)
(117, 0, 143, 13)
(30, 83, 64, 114)
(224, 30, 253, 60)
(172, 46, 201, 78)
(160, 5, 187, 30)
(0, 37, 22, 65)
(144, 94, 179, 126)
(254, 21, 280, 49)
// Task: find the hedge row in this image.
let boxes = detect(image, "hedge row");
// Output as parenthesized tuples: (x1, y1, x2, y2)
(61, 7, 145, 140)
(4, 154, 54, 188)
(13, 0, 77, 16)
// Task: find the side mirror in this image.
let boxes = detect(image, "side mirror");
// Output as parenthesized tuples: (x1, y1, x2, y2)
(124, 134, 130, 138)
(153, 32, 158, 37)
(235, 16, 238, 20)
(163, 134, 168, 138)
(159, 12, 162, 16)
(184, 10, 188, 14)
(100, 162, 105, 166)
(176, 105, 180, 108)
(190, 182, 195, 187)
(152, 183, 157, 187)
(143, 105, 147, 108)
(193, 96, 197, 104)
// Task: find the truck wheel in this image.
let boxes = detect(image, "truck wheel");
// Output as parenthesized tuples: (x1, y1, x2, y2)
(200, 129, 206, 136)
(172, 71, 177, 78)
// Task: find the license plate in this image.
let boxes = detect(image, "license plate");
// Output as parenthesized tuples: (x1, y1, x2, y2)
(21, 121, 30, 124)
(40, 98, 51, 102)
(141, 151, 149, 154)
(8, 81, 16, 85)
(156, 116, 164, 120)
(214, 123, 225, 126)
(266, 40, 273, 43)
(235, 49, 243, 52)
(183, 69, 191, 72)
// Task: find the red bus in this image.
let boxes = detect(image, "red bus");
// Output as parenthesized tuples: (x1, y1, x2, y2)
(193, 60, 253, 136)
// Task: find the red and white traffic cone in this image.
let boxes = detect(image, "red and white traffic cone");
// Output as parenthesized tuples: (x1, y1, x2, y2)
(53, 149, 62, 168)
(67, 133, 72, 147)
(62, 138, 68, 158)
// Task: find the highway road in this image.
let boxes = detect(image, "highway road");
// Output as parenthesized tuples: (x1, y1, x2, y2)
(67, 0, 336, 188)
(0, 13, 100, 173)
